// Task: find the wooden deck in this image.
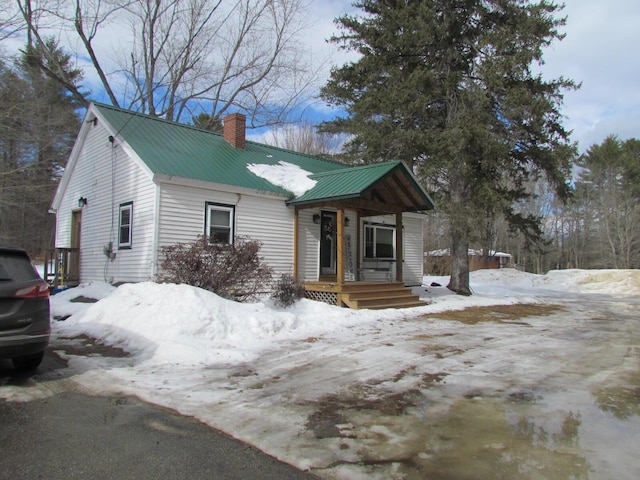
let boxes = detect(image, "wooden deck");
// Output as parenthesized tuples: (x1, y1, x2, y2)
(43, 248, 80, 289)
(303, 281, 425, 310)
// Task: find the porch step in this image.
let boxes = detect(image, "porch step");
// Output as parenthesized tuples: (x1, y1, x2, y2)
(341, 283, 425, 310)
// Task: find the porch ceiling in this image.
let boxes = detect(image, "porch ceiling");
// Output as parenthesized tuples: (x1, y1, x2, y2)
(286, 161, 435, 215)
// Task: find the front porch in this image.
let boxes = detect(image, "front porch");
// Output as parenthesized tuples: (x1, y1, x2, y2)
(288, 161, 435, 310)
(303, 280, 424, 310)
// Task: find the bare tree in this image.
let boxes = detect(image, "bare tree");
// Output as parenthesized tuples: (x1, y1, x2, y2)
(0, 0, 24, 43)
(8, 0, 320, 125)
(266, 120, 342, 156)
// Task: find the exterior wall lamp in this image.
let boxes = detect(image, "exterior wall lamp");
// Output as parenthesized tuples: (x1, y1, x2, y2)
(78, 196, 88, 208)
(344, 217, 350, 227)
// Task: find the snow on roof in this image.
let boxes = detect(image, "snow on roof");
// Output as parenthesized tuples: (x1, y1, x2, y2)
(247, 161, 317, 197)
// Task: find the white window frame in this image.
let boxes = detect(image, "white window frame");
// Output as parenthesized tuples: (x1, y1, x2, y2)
(364, 223, 395, 259)
(205, 202, 235, 244)
(118, 202, 133, 249)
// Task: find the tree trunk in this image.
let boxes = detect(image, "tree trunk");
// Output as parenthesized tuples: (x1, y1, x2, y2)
(448, 219, 471, 295)
(446, 167, 472, 295)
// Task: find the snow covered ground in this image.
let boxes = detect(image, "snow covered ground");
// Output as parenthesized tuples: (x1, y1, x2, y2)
(4, 269, 640, 479)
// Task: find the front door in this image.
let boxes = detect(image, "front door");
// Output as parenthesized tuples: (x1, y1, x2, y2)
(69, 209, 81, 281)
(319, 211, 337, 277)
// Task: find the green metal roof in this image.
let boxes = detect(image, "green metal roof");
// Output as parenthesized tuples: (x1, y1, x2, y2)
(290, 162, 399, 203)
(288, 161, 435, 211)
(93, 103, 345, 195)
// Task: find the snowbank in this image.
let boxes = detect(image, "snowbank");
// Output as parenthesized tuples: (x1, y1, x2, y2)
(51, 269, 640, 367)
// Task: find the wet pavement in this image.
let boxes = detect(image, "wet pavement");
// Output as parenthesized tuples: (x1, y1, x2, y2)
(0, 350, 316, 480)
(1, 295, 638, 479)
(300, 297, 640, 479)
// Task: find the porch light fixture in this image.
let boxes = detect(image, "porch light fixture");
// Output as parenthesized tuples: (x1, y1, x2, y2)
(313, 214, 321, 224)
(344, 217, 350, 227)
(78, 196, 88, 208)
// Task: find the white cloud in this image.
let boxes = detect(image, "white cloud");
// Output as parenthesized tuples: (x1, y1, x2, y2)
(535, 0, 640, 151)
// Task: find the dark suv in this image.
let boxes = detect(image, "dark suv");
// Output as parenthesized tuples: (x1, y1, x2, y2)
(0, 241, 51, 370)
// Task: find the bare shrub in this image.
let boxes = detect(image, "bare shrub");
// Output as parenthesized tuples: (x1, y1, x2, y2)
(424, 255, 450, 276)
(159, 235, 272, 302)
(271, 273, 305, 308)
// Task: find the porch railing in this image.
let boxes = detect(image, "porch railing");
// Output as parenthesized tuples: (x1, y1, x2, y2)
(44, 248, 80, 289)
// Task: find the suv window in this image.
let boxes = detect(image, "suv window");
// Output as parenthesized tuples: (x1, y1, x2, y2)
(0, 251, 39, 282)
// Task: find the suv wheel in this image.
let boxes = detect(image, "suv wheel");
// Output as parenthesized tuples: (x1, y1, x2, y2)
(12, 351, 45, 371)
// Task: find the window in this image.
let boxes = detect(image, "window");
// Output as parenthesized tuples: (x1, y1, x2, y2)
(0, 250, 39, 282)
(118, 202, 133, 249)
(205, 203, 234, 243)
(364, 223, 395, 259)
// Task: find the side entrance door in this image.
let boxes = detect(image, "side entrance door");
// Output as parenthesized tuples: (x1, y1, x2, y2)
(69, 209, 82, 281)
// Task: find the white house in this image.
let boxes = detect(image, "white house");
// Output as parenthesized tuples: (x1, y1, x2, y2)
(48, 103, 435, 308)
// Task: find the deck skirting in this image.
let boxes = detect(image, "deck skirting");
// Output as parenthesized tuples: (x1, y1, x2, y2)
(303, 281, 424, 310)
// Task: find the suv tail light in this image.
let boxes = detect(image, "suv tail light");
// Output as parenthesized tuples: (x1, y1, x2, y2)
(15, 282, 50, 298)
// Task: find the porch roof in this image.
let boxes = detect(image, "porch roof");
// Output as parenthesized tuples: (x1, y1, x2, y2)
(287, 161, 435, 214)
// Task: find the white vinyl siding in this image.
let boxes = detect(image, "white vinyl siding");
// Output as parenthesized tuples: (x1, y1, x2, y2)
(237, 196, 295, 279)
(157, 183, 295, 281)
(401, 214, 425, 286)
(54, 119, 157, 283)
(297, 209, 320, 282)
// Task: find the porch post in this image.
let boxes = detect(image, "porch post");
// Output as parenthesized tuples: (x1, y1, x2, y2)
(356, 211, 362, 280)
(337, 208, 345, 286)
(395, 212, 403, 283)
(293, 206, 299, 280)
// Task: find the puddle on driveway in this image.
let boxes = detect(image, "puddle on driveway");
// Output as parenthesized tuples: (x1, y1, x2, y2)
(308, 390, 599, 479)
(306, 301, 640, 480)
(409, 397, 590, 480)
(592, 353, 640, 420)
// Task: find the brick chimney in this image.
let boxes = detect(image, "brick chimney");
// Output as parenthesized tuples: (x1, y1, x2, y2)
(223, 113, 246, 149)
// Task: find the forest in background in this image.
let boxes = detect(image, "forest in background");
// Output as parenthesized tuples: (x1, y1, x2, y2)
(424, 135, 640, 273)
(0, 44, 81, 256)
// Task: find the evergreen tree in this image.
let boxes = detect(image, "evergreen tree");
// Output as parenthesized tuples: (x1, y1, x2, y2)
(575, 136, 640, 268)
(192, 113, 222, 132)
(0, 40, 82, 255)
(320, 0, 577, 294)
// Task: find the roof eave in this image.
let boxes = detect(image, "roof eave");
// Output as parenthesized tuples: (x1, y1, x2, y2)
(286, 192, 362, 207)
(153, 173, 293, 200)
